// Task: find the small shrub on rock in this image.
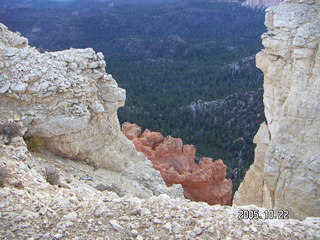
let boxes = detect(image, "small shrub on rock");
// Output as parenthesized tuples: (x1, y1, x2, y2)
(44, 166, 61, 186)
(0, 123, 21, 145)
(25, 135, 44, 152)
(0, 167, 8, 187)
(12, 180, 24, 189)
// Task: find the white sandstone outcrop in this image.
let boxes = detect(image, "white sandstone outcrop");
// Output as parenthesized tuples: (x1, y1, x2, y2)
(0, 23, 183, 198)
(234, 0, 320, 220)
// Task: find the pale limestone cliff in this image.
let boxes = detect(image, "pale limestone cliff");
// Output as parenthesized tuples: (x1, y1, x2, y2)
(0, 23, 183, 198)
(234, 0, 320, 220)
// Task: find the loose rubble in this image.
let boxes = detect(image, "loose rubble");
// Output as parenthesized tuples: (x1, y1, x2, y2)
(0, 139, 319, 239)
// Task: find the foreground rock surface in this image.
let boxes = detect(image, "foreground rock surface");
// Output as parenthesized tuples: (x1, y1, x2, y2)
(234, 0, 320, 220)
(0, 23, 182, 198)
(122, 122, 233, 206)
(0, 139, 319, 239)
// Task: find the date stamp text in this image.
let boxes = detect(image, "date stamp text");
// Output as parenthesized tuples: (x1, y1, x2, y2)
(238, 209, 289, 220)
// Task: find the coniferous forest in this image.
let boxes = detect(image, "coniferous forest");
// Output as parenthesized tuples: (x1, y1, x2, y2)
(0, 0, 266, 192)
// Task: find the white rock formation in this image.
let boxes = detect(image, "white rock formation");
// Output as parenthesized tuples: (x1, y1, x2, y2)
(234, 0, 320, 220)
(0, 23, 183, 198)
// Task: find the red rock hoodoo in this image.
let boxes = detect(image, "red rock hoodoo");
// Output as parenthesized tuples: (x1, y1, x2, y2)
(122, 122, 233, 205)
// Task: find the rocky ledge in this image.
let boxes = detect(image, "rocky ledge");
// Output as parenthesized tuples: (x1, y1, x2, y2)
(0, 23, 182, 198)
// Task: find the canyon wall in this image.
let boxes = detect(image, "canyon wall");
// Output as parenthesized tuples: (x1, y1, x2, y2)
(122, 122, 233, 206)
(0, 23, 183, 198)
(233, 0, 320, 220)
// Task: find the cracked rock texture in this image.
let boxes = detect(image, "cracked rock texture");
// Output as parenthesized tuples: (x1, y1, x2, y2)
(0, 23, 183, 198)
(233, 0, 320, 220)
(0, 139, 319, 239)
(122, 122, 233, 206)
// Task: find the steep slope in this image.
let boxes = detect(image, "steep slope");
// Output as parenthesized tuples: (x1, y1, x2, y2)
(234, 0, 320, 220)
(0, 23, 182, 198)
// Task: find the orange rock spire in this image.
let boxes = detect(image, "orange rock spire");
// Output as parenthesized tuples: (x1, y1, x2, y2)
(122, 122, 233, 205)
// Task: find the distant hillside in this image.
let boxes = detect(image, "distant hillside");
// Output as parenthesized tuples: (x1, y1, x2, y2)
(242, 0, 282, 8)
(0, 0, 75, 8)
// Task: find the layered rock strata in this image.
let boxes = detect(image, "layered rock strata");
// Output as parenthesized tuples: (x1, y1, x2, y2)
(122, 122, 233, 205)
(234, 0, 320, 220)
(0, 23, 183, 198)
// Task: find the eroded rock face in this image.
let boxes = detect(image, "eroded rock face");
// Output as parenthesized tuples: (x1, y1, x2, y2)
(234, 0, 320, 220)
(0, 23, 183, 198)
(122, 122, 233, 205)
